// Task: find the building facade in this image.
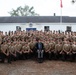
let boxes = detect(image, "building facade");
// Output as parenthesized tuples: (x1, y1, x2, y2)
(0, 16, 76, 33)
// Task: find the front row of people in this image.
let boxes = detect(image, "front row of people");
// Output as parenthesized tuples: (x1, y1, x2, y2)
(0, 39, 76, 63)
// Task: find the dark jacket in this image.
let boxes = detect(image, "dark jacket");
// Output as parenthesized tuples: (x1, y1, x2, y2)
(35, 42, 44, 50)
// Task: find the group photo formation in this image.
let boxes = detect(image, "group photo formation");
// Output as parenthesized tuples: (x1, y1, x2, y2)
(0, 30, 76, 63)
(0, 0, 76, 75)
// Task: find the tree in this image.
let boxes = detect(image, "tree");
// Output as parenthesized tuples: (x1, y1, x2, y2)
(8, 5, 39, 16)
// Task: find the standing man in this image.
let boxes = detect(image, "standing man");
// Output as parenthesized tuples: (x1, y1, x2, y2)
(35, 39, 44, 63)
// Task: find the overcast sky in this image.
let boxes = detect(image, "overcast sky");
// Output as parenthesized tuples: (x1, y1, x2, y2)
(0, 0, 76, 16)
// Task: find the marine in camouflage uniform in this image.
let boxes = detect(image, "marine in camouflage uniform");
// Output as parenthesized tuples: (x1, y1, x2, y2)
(30, 39, 37, 58)
(29, 41, 35, 58)
(54, 41, 63, 60)
(44, 40, 50, 59)
(0, 35, 2, 45)
(71, 41, 76, 61)
(60, 41, 71, 61)
(9, 42, 17, 61)
(16, 41, 22, 60)
(0, 35, 2, 60)
(22, 43, 27, 60)
(48, 39, 55, 60)
(0, 41, 11, 63)
(25, 43, 31, 59)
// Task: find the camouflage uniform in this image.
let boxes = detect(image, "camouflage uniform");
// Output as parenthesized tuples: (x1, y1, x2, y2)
(0, 36, 2, 59)
(21, 42, 31, 59)
(61, 42, 71, 61)
(44, 42, 50, 59)
(16, 42, 22, 60)
(48, 41, 55, 60)
(0, 36, 2, 44)
(9, 43, 17, 61)
(71, 42, 76, 61)
(54, 42, 63, 60)
(29, 41, 35, 52)
(1, 42, 11, 63)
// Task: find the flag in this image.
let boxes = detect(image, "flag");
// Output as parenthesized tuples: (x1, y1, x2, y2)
(60, 0, 63, 8)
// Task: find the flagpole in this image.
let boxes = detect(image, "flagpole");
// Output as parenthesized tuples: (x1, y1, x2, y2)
(60, 0, 63, 26)
(60, 7, 62, 25)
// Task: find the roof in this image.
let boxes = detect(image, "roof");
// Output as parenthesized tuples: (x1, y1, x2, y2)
(0, 16, 76, 23)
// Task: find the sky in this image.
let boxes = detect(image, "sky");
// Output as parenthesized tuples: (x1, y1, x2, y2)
(0, 0, 76, 17)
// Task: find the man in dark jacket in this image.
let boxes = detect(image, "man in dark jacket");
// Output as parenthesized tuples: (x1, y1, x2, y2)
(35, 39, 44, 63)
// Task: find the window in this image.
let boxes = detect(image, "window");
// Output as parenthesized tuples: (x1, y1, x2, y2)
(44, 26, 49, 31)
(16, 26, 21, 31)
(66, 26, 72, 32)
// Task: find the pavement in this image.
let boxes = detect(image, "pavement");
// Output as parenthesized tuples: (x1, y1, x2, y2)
(0, 59, 76, 75)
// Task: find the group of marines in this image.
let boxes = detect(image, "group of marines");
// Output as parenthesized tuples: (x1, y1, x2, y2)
(0, 30, 76, 63)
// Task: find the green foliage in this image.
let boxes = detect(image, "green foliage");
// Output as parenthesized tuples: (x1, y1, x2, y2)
(8, 5, 39, 16)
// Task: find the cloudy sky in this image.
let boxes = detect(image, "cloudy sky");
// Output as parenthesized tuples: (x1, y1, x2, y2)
(0, 0, 76, 16)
